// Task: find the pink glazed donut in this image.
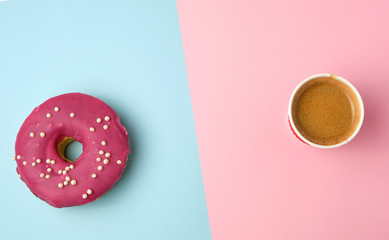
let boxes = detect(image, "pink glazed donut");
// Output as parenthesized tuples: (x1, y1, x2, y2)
(14, 93, 130, 208)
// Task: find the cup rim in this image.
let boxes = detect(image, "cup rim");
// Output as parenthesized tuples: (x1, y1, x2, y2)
(288, 73, 365, 149)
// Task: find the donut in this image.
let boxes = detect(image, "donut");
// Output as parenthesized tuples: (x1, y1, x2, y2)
(13, 93, 130, 208)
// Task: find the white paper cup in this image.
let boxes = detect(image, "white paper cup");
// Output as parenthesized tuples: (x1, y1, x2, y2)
(288, 73, 364, 149)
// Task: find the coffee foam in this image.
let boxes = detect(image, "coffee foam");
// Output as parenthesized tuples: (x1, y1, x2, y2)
(291, 77, 361, 146)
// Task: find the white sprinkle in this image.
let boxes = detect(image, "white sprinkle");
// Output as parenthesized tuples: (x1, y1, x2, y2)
(51, 160, 56, 165)
(70, 112, 75, 118)
(12, 156, 16, 161)
(64, 181, 69, 186)
(47, 168, 52, 173)
(65, 176, 70, 181)
(32, 162, 36, 167)
(103, 159, 109, 165)
(105, 152, 111, 158)
(58, 170, 62, 174)
(71, 180, 77, 185)
(96, 118, 102, 123)
(40, 132, 46, 138)
(87, 189, 93, 195)
(46, 159, 51, 164)
(23, 161, 27, 166)
(17, 155, 22, 160)
(90, 127, 95, 132)
(46, 113, 52, 118)
(104, 116, 110, 121)
(36, 158, 41, 163)
(82, 194, 88, 199)
(63, 170, 67, 175)
(99, 150, 104, 155)
(101, 141, 107, 146)
(65, 166, 70, 171)
(54, 107, 60, 112)
(96, 157, 101, 162)
(117, 160, 122, 164)
(40, 173, 44, 178)
(103, 124, 109, 130)
(91, 173, 97, 178)
(70, 165, 74, 169)
(58, 183, 64, 188)
(30, 132, 35, 137)
(18, 174, 21, 179)
(98, 165, 103, 171)
(45, 174, 50, 179)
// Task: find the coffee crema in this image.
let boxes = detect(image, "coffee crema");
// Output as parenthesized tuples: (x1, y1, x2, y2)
(291, 77, 361, 146)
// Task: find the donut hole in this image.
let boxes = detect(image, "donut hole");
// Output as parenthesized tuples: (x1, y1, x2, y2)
(57, 137, 83, 162)
(65, 141, 83, 162)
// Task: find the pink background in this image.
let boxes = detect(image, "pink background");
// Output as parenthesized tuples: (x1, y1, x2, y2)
(177, 0, 389, 239)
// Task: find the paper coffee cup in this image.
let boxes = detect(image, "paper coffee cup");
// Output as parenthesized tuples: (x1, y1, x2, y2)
(288, 73, 364, 148)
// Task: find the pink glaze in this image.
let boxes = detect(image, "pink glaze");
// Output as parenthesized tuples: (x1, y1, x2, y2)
(14, 93, 130, 208)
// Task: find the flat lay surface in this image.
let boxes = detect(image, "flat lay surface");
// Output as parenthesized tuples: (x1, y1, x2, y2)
(2, 0, 389, 239)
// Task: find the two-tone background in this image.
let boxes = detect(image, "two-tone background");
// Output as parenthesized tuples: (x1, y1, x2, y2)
(1, 1, 389, 239)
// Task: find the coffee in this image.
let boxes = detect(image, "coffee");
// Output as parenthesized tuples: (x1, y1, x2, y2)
(291, 77, 362, 146)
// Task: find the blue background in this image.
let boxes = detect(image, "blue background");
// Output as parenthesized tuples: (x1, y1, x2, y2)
(0, 1, 211, 239)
